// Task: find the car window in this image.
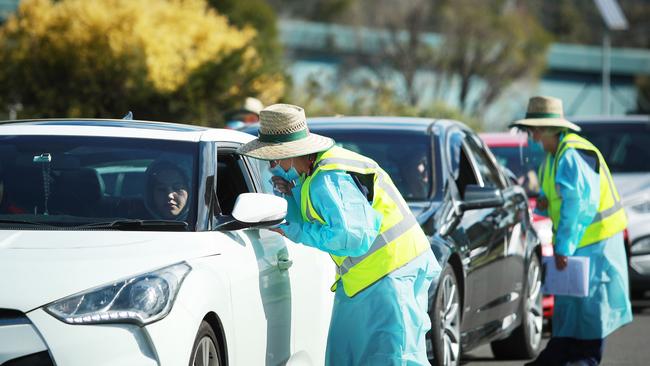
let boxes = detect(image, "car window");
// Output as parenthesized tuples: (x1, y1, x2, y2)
(308, 130, 433, 201)
(578, 123, 650, 173)
(245, 157, 276, 196)
(448, 130, 480, 199)
(489, 143, 544, 196)
(215, 151, 254, 215)
(464, 133, 505, 189)
(0, 135, 197, 228)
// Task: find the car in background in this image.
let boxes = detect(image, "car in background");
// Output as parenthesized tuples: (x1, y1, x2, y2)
(249, 117, 544, 365)
(573, 115, 650, 298)
(480, 132, 555, 319)
(0, 119, 335, 366)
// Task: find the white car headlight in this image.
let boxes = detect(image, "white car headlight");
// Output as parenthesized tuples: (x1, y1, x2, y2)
(45, 262, 191, 326)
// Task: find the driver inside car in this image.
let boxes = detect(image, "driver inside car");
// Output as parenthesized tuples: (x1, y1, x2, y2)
(144, 160, 190, 221)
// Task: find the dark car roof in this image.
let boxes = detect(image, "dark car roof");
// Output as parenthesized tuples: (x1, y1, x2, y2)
(570, 115, 650, 125)
(294, 116, 472, 137)
(308, 116, 436, 132)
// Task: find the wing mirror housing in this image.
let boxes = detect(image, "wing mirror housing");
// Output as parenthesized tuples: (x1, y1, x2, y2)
(217, 193, 286, 230)
(232, 193, 286, 225)
(460, 184, 504, 211)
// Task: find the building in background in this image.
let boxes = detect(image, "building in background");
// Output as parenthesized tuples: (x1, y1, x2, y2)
(278, 19, 650, 129)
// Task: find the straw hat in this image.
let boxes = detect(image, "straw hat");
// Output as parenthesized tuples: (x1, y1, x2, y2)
(511, 96, 581, 132)
(237, 103, 334, 160)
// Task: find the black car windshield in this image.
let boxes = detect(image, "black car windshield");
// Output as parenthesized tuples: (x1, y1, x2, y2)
(0, 135, 197, 230)
(311, 129, 433, 201)
(578, 123, 650, 173)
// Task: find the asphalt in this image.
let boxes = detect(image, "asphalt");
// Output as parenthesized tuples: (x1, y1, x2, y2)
(461, 295, 650, 366)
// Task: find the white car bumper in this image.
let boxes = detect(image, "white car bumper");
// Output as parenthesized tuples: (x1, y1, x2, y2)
(6, 300, 201, 366)
(27, 308, 159, 366)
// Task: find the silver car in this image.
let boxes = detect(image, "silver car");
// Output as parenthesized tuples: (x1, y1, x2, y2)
(573, 115, 650, 298)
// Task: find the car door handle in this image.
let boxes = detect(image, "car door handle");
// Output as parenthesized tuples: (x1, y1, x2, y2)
(277, 251, 293, 270)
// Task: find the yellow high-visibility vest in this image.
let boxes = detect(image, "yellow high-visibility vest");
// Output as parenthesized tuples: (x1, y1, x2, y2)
(300, 146, 430, 297)
(539, 133, 627, 248)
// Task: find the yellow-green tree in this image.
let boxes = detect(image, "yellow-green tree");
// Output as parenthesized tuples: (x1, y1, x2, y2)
(0, 0, 285, 125)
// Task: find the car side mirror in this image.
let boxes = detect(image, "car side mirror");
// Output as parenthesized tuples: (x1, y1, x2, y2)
(231, 193, 287, 227)
(460, 184, 504, 211)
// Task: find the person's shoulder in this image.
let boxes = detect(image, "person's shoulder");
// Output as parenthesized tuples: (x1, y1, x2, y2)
(559, 147, 599, 172)
(312, 168, 351, 183)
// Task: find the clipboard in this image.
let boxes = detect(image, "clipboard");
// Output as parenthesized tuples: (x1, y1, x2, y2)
(541, 256, 590, 297)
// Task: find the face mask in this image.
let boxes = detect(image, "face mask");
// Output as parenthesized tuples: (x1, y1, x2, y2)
(269, 159, 302, 185)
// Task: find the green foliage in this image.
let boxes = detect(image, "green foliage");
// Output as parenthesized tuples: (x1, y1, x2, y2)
(290, 76, 480, 131)
(0, 0, 285, 125)
(266, 0, 357, 22)
(521, 0, 650, 48)
(207, 0, 283, 70)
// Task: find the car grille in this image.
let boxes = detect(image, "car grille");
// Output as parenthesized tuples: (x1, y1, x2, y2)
(0, 309, 55, 366)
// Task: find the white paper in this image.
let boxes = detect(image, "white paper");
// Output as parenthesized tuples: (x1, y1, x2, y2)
(542, 256, 590, 297)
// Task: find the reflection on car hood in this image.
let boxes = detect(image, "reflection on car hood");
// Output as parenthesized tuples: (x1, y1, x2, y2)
(613, 173, 650, 202)
(0, 230, 223, 311)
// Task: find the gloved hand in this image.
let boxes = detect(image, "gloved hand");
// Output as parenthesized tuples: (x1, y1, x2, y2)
(271, 176, 294, 196)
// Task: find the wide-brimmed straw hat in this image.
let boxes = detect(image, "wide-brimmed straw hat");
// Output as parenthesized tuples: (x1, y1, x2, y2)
(510, 96, 581, 132)
(237, 103, 334, 160)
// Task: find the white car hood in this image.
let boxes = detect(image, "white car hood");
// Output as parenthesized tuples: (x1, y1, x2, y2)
(0, 230, 222, 312)
(613, 173, 650, 201)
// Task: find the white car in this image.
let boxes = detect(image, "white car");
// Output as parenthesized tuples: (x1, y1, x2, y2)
(0, 119, 335, 366)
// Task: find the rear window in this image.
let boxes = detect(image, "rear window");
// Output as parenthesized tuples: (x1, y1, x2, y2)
(578, 123, 650, 173)
(311, 129, 433, 201)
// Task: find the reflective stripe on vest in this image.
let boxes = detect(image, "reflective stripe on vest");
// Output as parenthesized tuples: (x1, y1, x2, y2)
(539, 133, 627, 248)
(300, 146, 430, 297)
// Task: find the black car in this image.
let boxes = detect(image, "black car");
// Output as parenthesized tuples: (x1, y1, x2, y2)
(573, 115, 650, 298)
(246, 117, 543, 365)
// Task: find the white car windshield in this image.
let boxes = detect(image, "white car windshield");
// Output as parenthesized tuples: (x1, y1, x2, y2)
(0, 135, 197, 230)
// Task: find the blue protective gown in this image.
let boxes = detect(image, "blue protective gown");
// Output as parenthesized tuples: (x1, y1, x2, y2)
(279, 169, 439, 365)
(539, 147, 632, 339)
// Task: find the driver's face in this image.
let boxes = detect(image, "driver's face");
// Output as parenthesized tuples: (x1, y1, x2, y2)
(152, 169, 188, 219)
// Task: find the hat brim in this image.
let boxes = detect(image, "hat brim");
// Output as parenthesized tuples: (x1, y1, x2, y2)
(237, 132, 335, 160)
(510, 117, 581, 132)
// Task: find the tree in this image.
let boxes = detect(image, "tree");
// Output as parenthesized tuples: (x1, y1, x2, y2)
(290, 75, 480, 131)
(329, 0, 550, 119)
(206, 0, 288, 116)
(0, 0, 285, 125)
(434, 0, 551, 115)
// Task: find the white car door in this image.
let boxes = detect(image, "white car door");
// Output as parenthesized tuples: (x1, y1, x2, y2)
(243, 156, 335, 365)
(215, 150, 294, 365)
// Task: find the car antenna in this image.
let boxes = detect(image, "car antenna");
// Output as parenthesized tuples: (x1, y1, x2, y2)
(122, 111, 133, 120)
